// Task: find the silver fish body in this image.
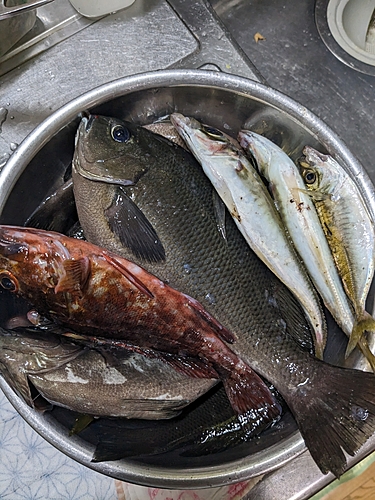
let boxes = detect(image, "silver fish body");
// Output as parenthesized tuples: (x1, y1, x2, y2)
(170, 113, 327, 359)
(301, 146, 375, 355)
(238, 133, 355, 330)
(0, 328, 216, 419)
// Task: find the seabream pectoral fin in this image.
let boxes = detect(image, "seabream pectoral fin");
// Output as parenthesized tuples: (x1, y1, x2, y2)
(104, 187, 166, 263)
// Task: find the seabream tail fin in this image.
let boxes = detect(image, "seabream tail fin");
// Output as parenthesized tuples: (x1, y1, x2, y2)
(289, 360, 375, 477)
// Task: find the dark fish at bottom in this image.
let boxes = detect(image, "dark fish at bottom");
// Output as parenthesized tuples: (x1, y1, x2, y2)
(90, 383, 283, 463)
(0, 325, 275, 459)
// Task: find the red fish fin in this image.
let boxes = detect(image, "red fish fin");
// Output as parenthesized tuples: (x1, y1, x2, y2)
(186, 296, 236, 344)
(220, 365, 281, 420)
(55, 257, 90, 294)
(285, 360, 375, 478)
(102, 252, 154, 299)
(156, 352, 219, 379)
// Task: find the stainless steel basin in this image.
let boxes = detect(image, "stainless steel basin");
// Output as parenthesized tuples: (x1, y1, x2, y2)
(0, 69, 373, 489)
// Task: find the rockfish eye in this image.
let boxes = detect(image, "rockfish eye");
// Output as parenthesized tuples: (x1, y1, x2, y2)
(304, 169, 317, 185)
(111, 125, 131, 143)
(202, 126, 225, 140)
(0, 271, 18, 292)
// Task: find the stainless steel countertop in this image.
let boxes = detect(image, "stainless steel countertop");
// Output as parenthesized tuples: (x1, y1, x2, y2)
(1, 1, 374, 498)
(0, 0, 260, 165)
(211, 0, 375, 183)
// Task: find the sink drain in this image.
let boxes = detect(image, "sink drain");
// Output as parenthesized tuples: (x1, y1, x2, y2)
(315, 0, 375, 75)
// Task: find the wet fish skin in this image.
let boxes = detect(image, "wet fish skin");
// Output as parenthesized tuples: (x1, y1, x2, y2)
(72, 116, 169, 263)
(300, 146, 375, 356)
(3, 317, 276, 456)
(143, 121, 188, 150)
(0, 326, 217, 418)
(91, 383, 282, 462)
(0, 327, 83, 408)
(238, 130, 375, 369)
(70, 114, 375, 477)
(0, 224, 280, 419)
(170, 113, 326, 359)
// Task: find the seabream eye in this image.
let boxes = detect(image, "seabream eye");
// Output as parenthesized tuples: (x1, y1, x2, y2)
(111, 125, 130, 143)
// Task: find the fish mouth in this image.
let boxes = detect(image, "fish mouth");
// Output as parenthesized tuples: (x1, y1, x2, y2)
(170, 113, 201, 133)
(77, 111, 95, 134)
(74, 113, 95, 148)
(85, 114, 95, 133)
(303, 145, 329, 164)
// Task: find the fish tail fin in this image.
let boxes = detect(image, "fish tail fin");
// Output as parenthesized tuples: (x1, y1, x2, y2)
(357, 337, 375, 373)
(345, 311, 375, 361)
(219, 364, 281, 422)
(289, 361, 375, 477)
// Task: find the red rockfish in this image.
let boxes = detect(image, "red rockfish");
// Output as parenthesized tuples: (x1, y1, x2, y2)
(0, 224, 280, 421)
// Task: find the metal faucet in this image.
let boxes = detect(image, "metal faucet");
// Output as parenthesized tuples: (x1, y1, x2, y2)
(0, 0, 54, 19)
